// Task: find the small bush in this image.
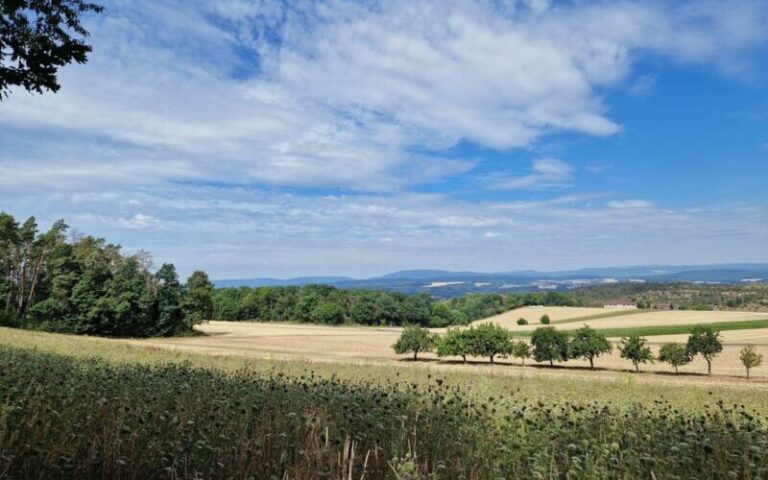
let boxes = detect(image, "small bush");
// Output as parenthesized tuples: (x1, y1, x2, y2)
(516, 318, 528, 325)
(540, 314, 550, 325)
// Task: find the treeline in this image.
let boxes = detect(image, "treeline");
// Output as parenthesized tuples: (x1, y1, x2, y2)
(213, 286, 579, 326)
(394, 324, 764, 378)
(0, 213, 215, 337)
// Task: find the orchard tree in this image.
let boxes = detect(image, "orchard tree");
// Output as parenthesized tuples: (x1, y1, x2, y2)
(619, 335, 653, 372)
(531, 327, 569, 367)
(570, 325, 612, 369)
(740, 345, 763, 379)
(657, 343, 691, 375)
(468, 323, 511, 364)
(511, 340, 531, 366)
(393, 325, 434, 361)
(687, 326, 723, 375)
(1, 0, 104, 98)
(435, 327, 470, 362)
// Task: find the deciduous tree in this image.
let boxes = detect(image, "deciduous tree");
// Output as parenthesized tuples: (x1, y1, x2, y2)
(657, 343, 691, 375)
(740, 345, 763, 379)
(511, 340, 531, 365)
(393, 325, 434, 361)
(686, 326, 723, 375)
(531, 327, 569, 366)
(435, 327, 470, 362)
(619, 335, 653, 372)
(570, 325, 612, 369)
(468, 323, 511, 364)
(1, 0, 104, 98)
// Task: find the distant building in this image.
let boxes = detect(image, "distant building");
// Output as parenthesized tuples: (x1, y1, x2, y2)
(603, 298, 637, 309)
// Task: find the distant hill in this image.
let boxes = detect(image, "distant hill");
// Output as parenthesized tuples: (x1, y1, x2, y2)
(214, 263, 768, 297)
(215, 276, 354, 288)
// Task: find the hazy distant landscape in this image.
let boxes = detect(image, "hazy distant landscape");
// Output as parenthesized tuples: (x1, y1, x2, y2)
(2, 0, 768, 478)
(215, 263, 768, 296)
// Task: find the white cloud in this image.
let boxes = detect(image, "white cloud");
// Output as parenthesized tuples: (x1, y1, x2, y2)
(608, 200, 655, 209)
(2, 0, 767, 192)
(3, 185, 767, 278)
(495, 158, 573, 190)
(1, 0, 767, 276)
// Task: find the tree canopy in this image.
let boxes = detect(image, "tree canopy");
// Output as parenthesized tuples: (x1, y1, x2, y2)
(392, 325, 434, 361)
(618, 335, 653, 372)
(1, 212, 210, 337)
(1, 0, 104, 98)
(739, 345, 762, 379)
(531, 327, 570, 366)
(686, 325, 723, 375)
(657, 343, 691, 375)
(569, 325, 611, 369)
(466, 323, 512, 364)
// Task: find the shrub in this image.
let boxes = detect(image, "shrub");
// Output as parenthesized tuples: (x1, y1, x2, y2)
(740, 345, 763, 379)
(540, 314, 550, 325)
(530, 327, 569, 366)
(619, 335, 653, 372)
(687, 325, 723, 375)
(657, 343, 691, 375)
(569, 325, 612, 369)
(393, 325, 435, 361)
(517, 318, 528, 326)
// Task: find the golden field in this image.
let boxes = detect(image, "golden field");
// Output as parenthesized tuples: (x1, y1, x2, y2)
(3, 306, 767, 386)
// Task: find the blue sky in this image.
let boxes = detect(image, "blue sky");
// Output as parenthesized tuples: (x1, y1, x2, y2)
(1, 0, 767, 279)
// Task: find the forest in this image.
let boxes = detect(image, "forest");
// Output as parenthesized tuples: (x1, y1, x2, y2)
(212, 285, 579, 326)
(0, 213, 214, 337)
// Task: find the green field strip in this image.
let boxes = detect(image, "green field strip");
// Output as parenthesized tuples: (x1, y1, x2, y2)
(551, 308, 651, 324)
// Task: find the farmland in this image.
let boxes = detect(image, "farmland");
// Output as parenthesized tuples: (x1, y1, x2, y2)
(4, 306, 768, 479)
(4, 306, 763, 382)
(3, 325, 768, 479)
(4, 305, 768, 479)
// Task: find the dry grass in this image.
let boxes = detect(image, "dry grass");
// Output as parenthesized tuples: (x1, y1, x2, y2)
(476, 306, 610, 327)
(476, 306, 767, 333)
(127, 319, 768, 383)
(4, 306, 768, 386)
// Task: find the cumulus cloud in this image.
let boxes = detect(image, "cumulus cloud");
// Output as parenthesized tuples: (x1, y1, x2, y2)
(2, 0, 768, 191)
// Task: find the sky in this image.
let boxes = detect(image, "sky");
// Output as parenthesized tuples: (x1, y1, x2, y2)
(1, 0, 767, 279)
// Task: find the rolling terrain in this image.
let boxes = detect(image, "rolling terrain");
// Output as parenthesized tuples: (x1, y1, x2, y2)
(99, 306, 768, 382)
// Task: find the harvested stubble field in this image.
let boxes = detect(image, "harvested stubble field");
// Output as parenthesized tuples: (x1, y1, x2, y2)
(103, 306, 768, 383)
(477, 306, 768, 331)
